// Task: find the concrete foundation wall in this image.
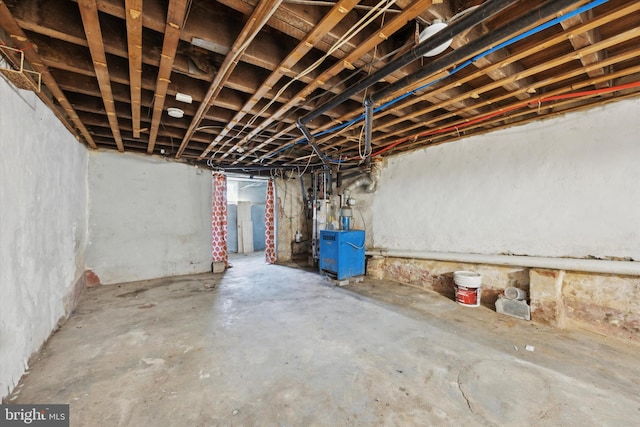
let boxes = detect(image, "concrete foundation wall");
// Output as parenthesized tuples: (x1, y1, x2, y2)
(373, 98, 640, 260)
(86, 152, 212, 284)
(0, 80, 88, 399)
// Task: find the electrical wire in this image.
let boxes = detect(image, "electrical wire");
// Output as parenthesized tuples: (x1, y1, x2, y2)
(250, 0, 612, 168)
(370, 80, 640, 157)
(254, 38, 420, 158)
(296, 0, 612, 163)
(196, 125, 298, 140)
(224, 0, 398, 147)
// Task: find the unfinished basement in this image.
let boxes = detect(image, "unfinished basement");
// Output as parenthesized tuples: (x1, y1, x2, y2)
(1, 0, 639, 425)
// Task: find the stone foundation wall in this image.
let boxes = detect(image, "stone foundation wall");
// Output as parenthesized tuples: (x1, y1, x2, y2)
(368, 257, 640, 342)
(367, 256, 529, 308)
(530, 269, 640, 341)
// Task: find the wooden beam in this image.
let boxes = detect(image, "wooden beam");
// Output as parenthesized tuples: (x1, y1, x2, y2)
(376, 26, 640, 137)
(312, 1, 640, 154)
(35, 0, 397, 130)
(175, 0, 285, 159)
(450, 25, 535, 101)
(125, 0, 143, 137)
(395, 77, 640, 155)
(29, 31, 312, 116)
(560, 10, 607, 88)
(283, 31, 640, 163)
(217, 0, 378, 72)
(147, 0, 190, 154)
(78, 0, 124, 151)
(52, 67, 301, 126)
(372, 1, 640, 124)
(0, 1, 97, 148)
(374, 58, 640, 154)
(11, 2, 214, 83)
(197, 0, 361, 160)
(227, 0, 435, 164)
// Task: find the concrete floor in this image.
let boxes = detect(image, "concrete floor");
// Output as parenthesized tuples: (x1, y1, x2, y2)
(8, 252, 640, 426)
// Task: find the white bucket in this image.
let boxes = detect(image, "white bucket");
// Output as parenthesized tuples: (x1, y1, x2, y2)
(454, 271, 482, 307)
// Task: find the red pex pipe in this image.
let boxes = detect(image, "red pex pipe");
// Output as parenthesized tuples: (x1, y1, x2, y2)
(368, 80, 640, 158)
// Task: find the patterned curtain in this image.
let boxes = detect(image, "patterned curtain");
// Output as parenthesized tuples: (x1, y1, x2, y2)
(265, 178, 276, 264)
(211, 172, 228, 267)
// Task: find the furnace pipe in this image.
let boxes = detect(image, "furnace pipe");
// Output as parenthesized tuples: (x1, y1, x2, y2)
(364, 97, 374, 158)
(365, 249, 640, 276)
(298, 0, 519, 127)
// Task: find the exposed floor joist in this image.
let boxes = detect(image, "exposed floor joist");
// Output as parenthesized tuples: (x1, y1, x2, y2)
(78, 0, 124, 152)
(1, 0, 639, 170)
(125, 0, 144, 138)
(176, 0, 285, 159)
(147, 0, 190, 154)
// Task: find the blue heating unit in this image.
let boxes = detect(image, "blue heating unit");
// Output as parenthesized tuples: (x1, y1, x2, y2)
(319, 230, 365, 280)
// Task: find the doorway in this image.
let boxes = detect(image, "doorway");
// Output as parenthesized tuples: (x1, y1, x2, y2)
(226, 178, 268, 254)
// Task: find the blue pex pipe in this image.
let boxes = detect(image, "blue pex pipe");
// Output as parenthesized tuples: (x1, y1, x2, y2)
(272, 0, 609, 162)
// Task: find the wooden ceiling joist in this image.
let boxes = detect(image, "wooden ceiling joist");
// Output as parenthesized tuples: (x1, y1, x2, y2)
(197, 0, 361, 161)
(560, 10, 608, 88)
(125, 0, 143, 138)
(78, 0, 124, 151)
(375, 26, 640, 137)
(318, 1, 640, 154)
(146, 0, 190, 154)
(227, 0, 435, 164)
(175, 0, 285, 159)
(2, 0, 639, 167)
(281, 7, 640, 163)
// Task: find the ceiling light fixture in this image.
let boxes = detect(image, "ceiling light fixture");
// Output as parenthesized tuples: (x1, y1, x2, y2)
(176, 92, 193, 104)
(167, 107, 184, 118)
(419, 19, 453, 57)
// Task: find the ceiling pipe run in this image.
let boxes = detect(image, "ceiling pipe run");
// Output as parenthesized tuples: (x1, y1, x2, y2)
(363, 0, 598, 157)
(371, 0, 597, 104)
(296, 0, 521, 164)
(300, 0, 518, 126)
(366, 249, 640, 276)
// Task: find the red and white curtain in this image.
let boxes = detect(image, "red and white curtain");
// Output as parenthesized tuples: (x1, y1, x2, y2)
(211, 172, 228, 267)
(265, 178, 276, 264)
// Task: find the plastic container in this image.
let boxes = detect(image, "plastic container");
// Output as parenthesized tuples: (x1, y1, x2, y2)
(453, 271, 482, 307)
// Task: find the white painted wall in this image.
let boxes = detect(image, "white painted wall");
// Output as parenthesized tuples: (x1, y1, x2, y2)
(86, 152, 212, 284)
(0, 79, 88, 399)
(373, 98, 640, 260)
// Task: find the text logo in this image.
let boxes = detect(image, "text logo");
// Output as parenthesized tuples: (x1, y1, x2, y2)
(0, 405, 68, 426)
